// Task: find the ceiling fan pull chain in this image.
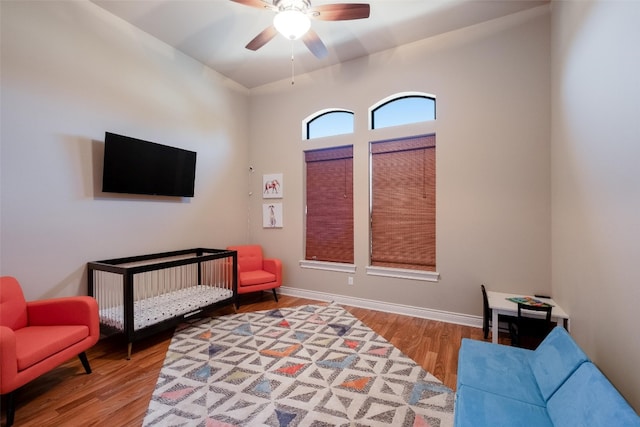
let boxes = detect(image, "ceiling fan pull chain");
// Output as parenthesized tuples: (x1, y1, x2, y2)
(291, 40, 295, 85)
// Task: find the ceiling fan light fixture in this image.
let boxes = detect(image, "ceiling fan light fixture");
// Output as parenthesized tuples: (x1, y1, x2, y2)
(273, 10, 311, 40)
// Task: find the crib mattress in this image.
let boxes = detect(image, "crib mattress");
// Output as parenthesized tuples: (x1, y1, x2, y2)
(99, 285, 233, 331)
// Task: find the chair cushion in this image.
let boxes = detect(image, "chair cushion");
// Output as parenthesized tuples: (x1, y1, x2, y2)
(228, 245, 264, 272)
(529, 326, 589, 401)
(455, 385, 553, 427)
(238, 270, 277, 287)
(547, 362, 640, 426)
(14, 325, 89, 371)
(457, 338, 545, 406)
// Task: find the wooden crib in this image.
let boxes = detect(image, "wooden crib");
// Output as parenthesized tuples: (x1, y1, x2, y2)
(88, 248, 237, 358)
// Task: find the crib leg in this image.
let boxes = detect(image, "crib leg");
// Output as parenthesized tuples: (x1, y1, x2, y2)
(127, 342, 132, 360)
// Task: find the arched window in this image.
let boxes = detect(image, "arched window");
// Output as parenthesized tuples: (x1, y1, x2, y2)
(367, 92, 439, 281)
(304, 109, 354, 140)
(370, 93, 436, 130)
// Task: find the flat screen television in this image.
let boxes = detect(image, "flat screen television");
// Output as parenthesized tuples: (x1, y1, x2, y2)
(102, 132, 197, 197)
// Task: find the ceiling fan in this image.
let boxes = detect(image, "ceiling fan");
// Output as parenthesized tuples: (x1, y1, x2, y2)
(231, 0, 371, 59)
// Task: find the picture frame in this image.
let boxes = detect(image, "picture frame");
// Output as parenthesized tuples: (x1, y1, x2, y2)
(263, 203, 283, 228)
(262, 173, 283, 199)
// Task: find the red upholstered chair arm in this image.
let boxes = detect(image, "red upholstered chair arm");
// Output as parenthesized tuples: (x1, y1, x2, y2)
(0, 326, 18, 393)
(27, 297, 100, 337)
(263, 258, 282, 283)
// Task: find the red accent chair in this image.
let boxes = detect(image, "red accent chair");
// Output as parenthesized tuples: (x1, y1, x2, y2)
(227, 245, 282, 308)
(0, 276, 100, 426)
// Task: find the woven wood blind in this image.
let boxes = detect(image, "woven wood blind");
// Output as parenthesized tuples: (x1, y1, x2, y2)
(305, 146, 354, 263)
(370, 134, 435, 271)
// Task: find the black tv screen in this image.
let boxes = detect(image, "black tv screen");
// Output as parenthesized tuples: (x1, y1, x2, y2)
(102, 132, 197, 197)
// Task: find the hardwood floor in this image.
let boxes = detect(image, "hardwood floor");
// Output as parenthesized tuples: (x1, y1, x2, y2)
(1, 294, 511, 426)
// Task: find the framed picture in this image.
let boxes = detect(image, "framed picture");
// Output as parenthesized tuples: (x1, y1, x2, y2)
(263, 173, 283, 199)
(263, 203, 283, 228)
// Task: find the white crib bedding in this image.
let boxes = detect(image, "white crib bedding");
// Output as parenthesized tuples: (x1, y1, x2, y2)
(98, 285, 233, 331)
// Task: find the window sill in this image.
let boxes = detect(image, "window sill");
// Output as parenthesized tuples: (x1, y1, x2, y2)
(366, 266, 440, 282)
(299, 260, 356, 274)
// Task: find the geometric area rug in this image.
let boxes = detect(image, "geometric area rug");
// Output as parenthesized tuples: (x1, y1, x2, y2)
(143, 303, 454, 426)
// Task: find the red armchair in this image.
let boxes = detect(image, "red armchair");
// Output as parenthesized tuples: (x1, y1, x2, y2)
(227, 245, 282, 308)
(0, 276, 100, 426)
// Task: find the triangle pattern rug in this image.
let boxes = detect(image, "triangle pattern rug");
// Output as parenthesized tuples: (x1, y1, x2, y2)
(143, 302, 454, 427)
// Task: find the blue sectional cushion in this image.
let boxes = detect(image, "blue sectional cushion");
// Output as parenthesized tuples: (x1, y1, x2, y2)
(529, 326, 589, 401)
(455, 385, 553, 427)
(455, 329, 640, 427)
(457, 338, 545, 406)
(547, 362, 640, 426)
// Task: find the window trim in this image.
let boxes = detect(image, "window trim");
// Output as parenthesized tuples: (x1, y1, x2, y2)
(366, 265, 440, 282)
(299, 260, 357, 273)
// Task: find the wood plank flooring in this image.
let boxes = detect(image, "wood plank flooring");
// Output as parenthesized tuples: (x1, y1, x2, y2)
(1, 294, 511, 426)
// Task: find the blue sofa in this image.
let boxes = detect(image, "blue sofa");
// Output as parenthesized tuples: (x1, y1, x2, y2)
(455, 326, 640, 426)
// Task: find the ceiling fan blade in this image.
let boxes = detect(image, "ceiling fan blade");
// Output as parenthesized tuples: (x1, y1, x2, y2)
(303, 29, 328, 59)
(229, 0, 276, 11)
(246, 25, 278, 51)
(310, 3, 370, 21)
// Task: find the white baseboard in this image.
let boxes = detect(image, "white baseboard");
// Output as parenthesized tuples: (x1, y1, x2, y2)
(278, 286, 483, 328)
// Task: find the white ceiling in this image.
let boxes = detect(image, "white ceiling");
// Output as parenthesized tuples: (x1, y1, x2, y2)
(91, 0, 549, 89)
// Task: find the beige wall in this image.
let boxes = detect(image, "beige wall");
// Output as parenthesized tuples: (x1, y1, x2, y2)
(0, 1, 250, 300)
(551, 0, 640, 411)
(248, 6, 552, 317)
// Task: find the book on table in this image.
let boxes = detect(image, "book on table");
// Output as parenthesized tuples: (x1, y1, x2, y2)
(507, 296, 554, 307)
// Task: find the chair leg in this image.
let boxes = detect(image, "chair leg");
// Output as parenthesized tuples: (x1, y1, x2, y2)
(78, 352, 92, 374)
(272, 288, 278, 302)
(6, 390, 15, 426)
(483, 309, 491, 339)
(509, 323, 519, 347)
